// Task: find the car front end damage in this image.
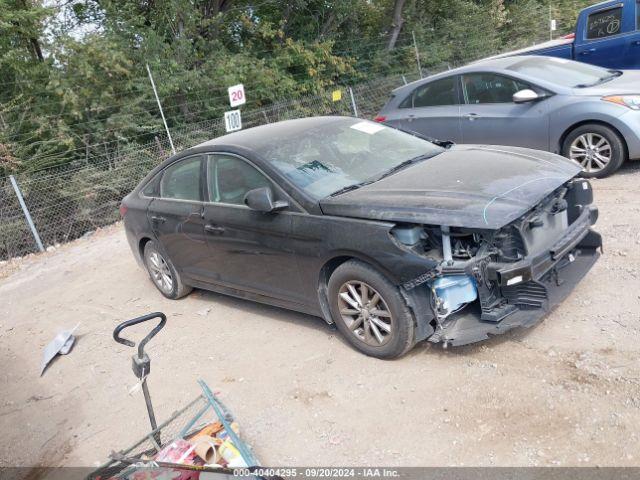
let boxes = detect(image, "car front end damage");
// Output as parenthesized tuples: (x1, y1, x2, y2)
(394, 178, 602, 347)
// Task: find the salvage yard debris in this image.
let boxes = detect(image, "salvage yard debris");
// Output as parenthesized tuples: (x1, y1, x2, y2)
(89, 313, 258, 478)
(39, 323, 79, 376)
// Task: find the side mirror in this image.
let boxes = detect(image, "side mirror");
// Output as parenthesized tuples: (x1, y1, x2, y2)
(244, 187, 288, 213)
(513, 89, 542, 104)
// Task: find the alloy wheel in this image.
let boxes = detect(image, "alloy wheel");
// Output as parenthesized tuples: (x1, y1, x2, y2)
(569, 133, 612, 173)
(337, 281, 393, 346)
(148, 251, 173, 294)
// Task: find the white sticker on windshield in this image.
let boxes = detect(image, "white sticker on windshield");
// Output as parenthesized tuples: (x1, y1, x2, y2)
(350, 121, 385, 135)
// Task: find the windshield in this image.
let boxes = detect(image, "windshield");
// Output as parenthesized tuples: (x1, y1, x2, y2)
(508, 57, 619, 88)
(261, 119, 444, 198)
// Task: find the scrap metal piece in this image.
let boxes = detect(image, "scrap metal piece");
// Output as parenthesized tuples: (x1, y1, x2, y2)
(402, 269, 439, 291)
(40, 323, 79, 376)
(59, 335, 75, 354)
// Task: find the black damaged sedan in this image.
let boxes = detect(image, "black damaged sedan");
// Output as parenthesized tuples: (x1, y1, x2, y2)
(122, 116, 601, 358)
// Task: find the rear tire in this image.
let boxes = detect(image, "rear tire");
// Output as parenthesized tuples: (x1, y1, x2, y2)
(327, 260, 415, 359)
(562, 123, 626, 178)
(143, 240, 192, 300)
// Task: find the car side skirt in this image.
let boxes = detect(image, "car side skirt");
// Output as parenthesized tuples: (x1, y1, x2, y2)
(186, 278, 323, 318)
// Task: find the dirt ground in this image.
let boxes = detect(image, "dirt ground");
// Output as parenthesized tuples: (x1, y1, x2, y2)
(1, 162, 640, 469)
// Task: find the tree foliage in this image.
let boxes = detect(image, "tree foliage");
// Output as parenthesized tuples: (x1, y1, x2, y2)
(0, 0, 595, 176)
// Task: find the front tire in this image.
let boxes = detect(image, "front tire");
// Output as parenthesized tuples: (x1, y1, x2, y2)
(562, 123, 626, 178)
(327, 260, 415, 359)
(143, 240, 192, 299)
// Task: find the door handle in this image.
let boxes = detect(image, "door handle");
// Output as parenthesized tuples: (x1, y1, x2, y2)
(204, 224, 225, 235)
(151, 215, 166, 224)
(463, 113, 479, 120)
(407, 114, 415, 122)
(632, 40, 640, 46)
(580, 48, 596, 55)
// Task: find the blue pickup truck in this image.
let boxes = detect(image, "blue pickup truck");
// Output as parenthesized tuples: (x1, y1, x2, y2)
(501, 0, 640, 69)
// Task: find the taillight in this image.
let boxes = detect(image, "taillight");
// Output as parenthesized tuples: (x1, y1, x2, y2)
(373, 115, 387, 123)
(119, 204, 128, 218)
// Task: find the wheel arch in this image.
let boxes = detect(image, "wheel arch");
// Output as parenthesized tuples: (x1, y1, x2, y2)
(138, 236, 153, 260)
(558, 120, 629, 159)
(316, 252, 400, 325)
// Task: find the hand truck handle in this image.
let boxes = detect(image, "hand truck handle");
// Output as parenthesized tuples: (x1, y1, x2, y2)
(113, 312, 167, 359)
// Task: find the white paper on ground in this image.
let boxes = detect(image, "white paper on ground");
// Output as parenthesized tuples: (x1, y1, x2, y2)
(40, 323, 80, 375)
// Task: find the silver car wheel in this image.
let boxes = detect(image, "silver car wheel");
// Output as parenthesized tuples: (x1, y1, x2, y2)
(148, 251, 173, 294)
(337, 281, 393, 346)
(569, 133, 612, 173)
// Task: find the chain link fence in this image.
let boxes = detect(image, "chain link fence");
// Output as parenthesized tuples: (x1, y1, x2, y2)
(0, 73, 420, 261)
(0, 0, 597, 262)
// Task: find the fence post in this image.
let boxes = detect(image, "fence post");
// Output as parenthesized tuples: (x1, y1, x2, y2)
(348, 87, 358, 117)
(146, 63, 176, 155)
(9, 175, 44, 253)
(402, 75, 408, 85)
(154, 135, 165, 157)
(84, 134, 90, 165)
(412, 31, 422, 78)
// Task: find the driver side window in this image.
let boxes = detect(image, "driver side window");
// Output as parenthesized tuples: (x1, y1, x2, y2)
(462, 73, 530, 104)
(207, 154, 272, 205)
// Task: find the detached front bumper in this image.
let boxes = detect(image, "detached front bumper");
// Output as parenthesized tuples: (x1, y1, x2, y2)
(429, 207, 602, 347)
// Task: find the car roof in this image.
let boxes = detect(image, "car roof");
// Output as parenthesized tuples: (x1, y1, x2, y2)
(139, 116, 365, 213)
(392, 55, 547, 92)
(467, 55, 534, 70)
(195, 116, 357, 152)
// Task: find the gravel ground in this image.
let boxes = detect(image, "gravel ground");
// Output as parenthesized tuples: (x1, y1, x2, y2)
(1, 162, 640, 469)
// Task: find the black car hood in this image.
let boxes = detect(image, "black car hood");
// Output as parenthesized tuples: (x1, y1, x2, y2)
(319, 145, 580, 229)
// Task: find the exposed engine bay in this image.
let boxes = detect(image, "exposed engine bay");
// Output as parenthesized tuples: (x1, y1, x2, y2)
(391, 178, 602, 347)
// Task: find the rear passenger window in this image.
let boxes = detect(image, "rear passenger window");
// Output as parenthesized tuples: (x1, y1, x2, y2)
(462, 73, 530, 104)
(586, 6, 623, 39)
(142, 175, 160, 197)
(160, 156, 202, 201)
(401, 76, 459, 108)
